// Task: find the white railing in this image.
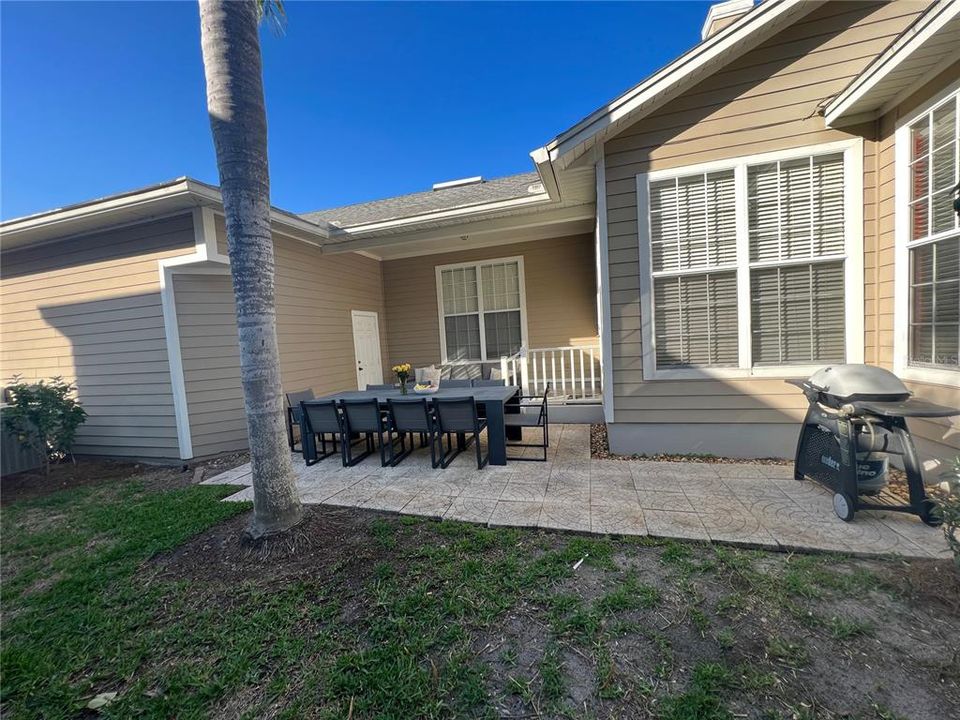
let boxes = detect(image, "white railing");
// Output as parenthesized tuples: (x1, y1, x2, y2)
(501, 345, 602, 402)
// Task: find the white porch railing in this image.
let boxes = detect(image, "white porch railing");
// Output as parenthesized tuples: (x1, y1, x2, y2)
(500, 345, 602, 402)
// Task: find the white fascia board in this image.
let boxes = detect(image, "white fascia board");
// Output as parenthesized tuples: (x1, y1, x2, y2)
(1, 177, 333, 251)
(532, 0, 819, 169)
(824, 0, 960, 127)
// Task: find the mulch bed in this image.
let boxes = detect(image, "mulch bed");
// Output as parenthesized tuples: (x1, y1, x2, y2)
(590, 423, 792, 465)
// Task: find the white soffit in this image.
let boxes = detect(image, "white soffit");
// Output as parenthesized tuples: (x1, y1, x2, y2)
(824, 0, 960, 127)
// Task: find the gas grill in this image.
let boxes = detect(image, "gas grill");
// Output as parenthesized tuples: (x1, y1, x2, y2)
(787, 364, 958, 523)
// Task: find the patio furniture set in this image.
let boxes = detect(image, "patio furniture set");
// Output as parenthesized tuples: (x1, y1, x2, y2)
(285, 380, 551, 470)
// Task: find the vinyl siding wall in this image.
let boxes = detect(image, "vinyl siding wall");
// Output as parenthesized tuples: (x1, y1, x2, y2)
(216, 217, 391, 390)
(872, 62, 960, 460)
(174, 271, 247, 457)
(603, 1, 927, 437)
(381, 234, 598, 370)
(0, 215, 195, 458)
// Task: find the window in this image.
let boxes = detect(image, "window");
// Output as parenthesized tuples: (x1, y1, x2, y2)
(649, 171, 739, 368)
(639, 141, 862, 379)
(902, 90, 959, 373)
(437, 258, 526, 362)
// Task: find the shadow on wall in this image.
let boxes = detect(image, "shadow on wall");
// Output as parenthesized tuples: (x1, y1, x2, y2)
(35, 291, 181, 460)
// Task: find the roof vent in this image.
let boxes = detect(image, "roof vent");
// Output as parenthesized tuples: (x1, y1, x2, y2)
(701, 0, 753, 41)
(432, 176, 484, 191)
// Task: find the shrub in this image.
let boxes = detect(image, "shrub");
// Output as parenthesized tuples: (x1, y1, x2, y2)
(930, 456, 960, 567)
(2, 375, 87, 475)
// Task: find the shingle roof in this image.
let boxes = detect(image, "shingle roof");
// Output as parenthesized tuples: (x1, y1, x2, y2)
(301, 172, 544, 228)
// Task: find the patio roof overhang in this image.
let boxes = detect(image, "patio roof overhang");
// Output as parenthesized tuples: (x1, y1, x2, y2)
(320, 200, 596, 260)
(823, 0, 960, 127)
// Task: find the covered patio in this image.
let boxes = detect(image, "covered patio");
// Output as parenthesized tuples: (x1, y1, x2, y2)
(204, 424, 951, 560)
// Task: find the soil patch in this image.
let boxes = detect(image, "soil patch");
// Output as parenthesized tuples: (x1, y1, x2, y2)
(1, 451, 249, 506)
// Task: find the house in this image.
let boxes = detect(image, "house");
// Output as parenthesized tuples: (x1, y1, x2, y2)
(1, 0, 958, 466)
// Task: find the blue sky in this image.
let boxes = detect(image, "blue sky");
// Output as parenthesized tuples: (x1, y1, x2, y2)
(1, 1, 712, 220)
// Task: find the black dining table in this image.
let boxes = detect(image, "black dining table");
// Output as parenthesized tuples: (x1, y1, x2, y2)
(311, 385, 522, 465)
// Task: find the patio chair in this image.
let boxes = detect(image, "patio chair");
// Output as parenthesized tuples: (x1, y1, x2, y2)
(433, 397, 488, 470)
(440, 379, 472, 388)
(299, 400, 345, 466)
(505, 383, 551, 462)
(285, 389, 315, 451)
(340, 398, 400, 467)
(472, 379, 505, 387)
(387, 398, 441, 468)
(366, 383, 394, 391)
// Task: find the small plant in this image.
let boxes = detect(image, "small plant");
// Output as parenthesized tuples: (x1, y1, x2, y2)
(929, 456, 960, 567)
(2, 375, 87, 475)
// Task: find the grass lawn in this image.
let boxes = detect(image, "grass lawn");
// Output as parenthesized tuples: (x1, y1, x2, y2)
(2, 465, 959, 719)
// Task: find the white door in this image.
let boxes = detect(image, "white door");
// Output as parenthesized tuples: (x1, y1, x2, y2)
(351, 310, 383, 389)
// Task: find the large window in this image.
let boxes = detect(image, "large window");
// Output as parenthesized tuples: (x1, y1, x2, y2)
(437, 258, 526, 362)
(639, 142, 861, 379)
(903, 90, 959, 373)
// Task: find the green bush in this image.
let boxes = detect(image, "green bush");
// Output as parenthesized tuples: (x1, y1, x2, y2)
(930, 456, 960, 567)
(3, 375, 87, 475)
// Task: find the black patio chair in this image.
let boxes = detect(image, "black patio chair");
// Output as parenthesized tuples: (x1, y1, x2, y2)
(433, 397, 488, 470)
(285, 389, 315, 451)
(472, 379, 505, 387)
(505, 383, 551, 462)
(299, 400, 345, 466)
(366, 383, 394, 391)
(340, 398, 401, 467)
(387, 398, 441, 468)
(440, 379, 472, 388)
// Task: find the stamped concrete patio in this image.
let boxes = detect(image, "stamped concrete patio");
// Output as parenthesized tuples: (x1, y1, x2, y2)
(204, 424, 951, 560)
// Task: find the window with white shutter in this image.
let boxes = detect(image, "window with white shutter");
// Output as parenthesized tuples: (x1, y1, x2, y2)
(437, 258, 527, 363)
(639, 141, 861, 379)
(903, 91, 959, 371)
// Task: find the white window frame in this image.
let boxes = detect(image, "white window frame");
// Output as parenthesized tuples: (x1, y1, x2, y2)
(435, 255, 529, 364)
(894, 81, 960, 387)
(637, 139, 864, 380)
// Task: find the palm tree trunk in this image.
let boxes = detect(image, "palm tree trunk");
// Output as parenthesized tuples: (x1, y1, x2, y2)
(198, 0, 302, 538)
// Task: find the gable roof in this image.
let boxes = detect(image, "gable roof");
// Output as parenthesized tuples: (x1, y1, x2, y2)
(824, 0, 960, 126)
(530, 0, 826, 194)
(302, 172, 545, 229)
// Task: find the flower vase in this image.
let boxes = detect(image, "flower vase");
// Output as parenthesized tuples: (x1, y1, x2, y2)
(398, 374, 409, 394)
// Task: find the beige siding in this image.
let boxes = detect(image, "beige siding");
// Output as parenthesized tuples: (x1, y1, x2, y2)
(873, 62, 960, 460)
(381, 234, 598, 370)
(0, 215, 195, 458)
(211, 216, 389, 393)
(174, 272, 248, 457)
(604, 0, 925, 428)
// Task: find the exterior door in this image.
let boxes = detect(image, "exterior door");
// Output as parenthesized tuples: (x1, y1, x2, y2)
(351, 310, 383, 389)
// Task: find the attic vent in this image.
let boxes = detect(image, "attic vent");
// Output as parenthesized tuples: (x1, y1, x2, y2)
(432, 176, 484, 191)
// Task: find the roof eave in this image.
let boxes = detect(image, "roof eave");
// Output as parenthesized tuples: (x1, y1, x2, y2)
(824, 0, 960, 127)
(530, 0, 825, 174)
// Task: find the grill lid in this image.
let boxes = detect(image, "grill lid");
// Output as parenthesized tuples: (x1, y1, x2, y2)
(807, 364, 911, 402)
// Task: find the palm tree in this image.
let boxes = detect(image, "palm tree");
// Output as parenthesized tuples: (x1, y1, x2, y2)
(198, 0, 302, 538)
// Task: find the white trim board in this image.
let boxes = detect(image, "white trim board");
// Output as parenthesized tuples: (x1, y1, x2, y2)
(157, 207, 230, 459)
(636, 139, 864, 381)
(595, 156, 615, 424)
